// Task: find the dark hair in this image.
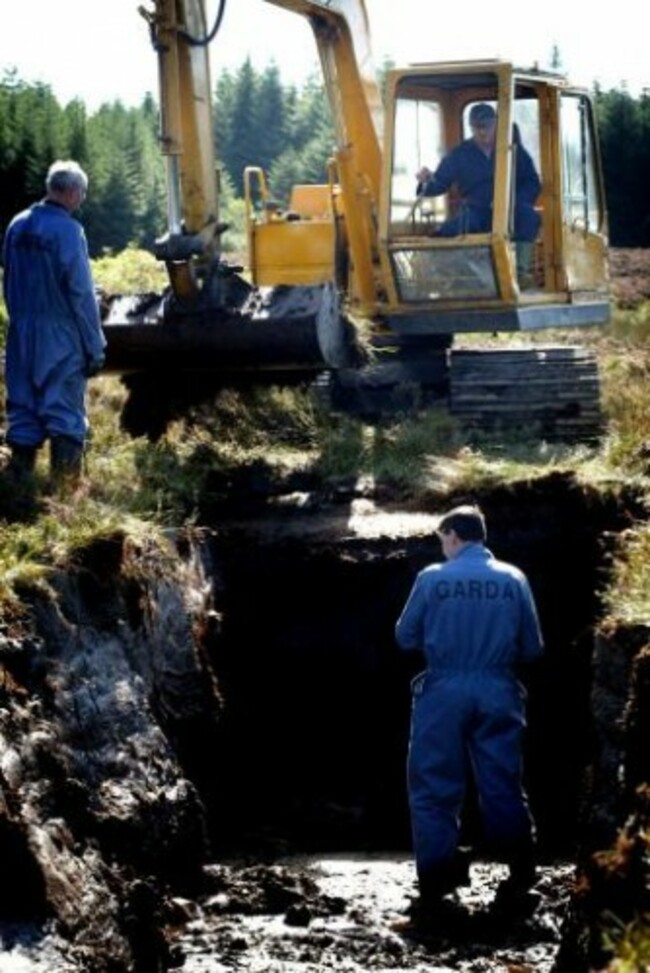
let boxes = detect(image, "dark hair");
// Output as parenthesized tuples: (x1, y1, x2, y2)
(469, 102, 496, 127)
(438, 505, 487, 542)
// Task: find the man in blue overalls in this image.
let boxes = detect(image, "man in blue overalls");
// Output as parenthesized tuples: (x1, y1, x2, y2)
(3, 159, 106, 490)
(416, 102, 541, 245)
(395, 505, 543, 925)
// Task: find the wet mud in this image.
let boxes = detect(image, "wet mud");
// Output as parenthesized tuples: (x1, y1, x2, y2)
(167, 855, 574, 972)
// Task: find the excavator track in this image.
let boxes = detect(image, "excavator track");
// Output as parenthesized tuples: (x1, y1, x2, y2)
(449, 345, 602, 441)
(326, 343, 602, 442)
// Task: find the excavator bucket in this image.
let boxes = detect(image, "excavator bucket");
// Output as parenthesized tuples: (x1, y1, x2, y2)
(100, 277, 364, 440)
(102, 280, 355, 375)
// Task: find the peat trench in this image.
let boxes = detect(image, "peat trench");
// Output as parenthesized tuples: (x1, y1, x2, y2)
(0, 469, 648, 971)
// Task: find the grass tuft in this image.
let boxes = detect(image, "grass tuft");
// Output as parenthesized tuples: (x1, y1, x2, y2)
(92, 246, 168, 295)
(601, 523, 650, 626)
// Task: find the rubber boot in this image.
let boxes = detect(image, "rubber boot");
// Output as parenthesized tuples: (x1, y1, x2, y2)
(393, 855, 470, 935)
(50, 436, 84, 492)
(7, 443, 38, 477)
(418, 850, 471, 905)
(493, 841, 538, 913)
(507, 848, 537, 892)
(1, 444, 39, 520)
(398, 852, 472, 932)
(516, 241, 536, 290)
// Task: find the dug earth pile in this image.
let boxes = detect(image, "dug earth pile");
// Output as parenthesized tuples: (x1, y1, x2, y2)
(0, 469, 649, 971)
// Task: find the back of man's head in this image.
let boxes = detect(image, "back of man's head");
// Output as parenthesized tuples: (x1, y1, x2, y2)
(438, 505, 487, 542)
(46, 160, 88, 196)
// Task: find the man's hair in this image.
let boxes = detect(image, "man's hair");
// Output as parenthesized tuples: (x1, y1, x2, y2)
(469, 102, 496, 127)
(438, 505, 487, 542)
(46, 160, 88, 195)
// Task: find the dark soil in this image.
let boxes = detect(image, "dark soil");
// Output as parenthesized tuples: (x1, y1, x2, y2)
(166, 856, 574, 972)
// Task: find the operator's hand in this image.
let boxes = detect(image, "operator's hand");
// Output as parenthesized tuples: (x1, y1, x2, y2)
(86, 355, 105, 378)
(416, 166, 432, 197)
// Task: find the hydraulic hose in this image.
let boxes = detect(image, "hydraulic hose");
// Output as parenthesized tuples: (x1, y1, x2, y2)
(178, 0, 227, 46)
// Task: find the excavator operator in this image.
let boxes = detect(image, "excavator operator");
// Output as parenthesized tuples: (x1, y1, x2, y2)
(415, 103, 541, 280)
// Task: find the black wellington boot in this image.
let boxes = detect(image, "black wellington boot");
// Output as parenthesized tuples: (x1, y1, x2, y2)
(50, 436, 84, 491)
(393, 857, 471, 934)
(492, 840, 539, 914)
(7, 443, 38, 477)
(1, 444, 40, 520)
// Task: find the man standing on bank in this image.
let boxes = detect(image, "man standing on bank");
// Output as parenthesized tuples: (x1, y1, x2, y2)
(2, 159, 106, 489)
(395, 504, 544, 925)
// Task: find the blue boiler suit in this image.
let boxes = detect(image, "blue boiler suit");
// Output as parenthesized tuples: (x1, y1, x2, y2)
(418, 137, 541, 241)
(2, 200, 106, 448)
(395, 543, 543, 894)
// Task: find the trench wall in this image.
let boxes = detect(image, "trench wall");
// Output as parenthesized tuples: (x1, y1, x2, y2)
(201, 475, 638, 858)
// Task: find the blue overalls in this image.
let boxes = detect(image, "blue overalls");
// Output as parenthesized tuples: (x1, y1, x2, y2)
(419, 137, 541, 241)
(395, 544, 544, 896)
(2, 200, 106, 448)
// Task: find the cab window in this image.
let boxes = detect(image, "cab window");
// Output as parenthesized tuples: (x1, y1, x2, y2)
(560, 94, 602, 231)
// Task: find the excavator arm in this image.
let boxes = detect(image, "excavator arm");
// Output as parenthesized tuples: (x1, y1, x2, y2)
(144, 0, 385, 298)
(141, 0, 387, 310)
(139, 0, 222, 297)
(261, 0, 385, 308)
(264, 0, 382, 195)
(101, 0, 356, 391)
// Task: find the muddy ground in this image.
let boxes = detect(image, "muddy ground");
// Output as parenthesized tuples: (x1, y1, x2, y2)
(0, 857, 574, 972)
(167, 856, 575, 973)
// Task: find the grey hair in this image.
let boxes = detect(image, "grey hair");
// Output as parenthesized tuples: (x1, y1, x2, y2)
(46, 160, 89, 195)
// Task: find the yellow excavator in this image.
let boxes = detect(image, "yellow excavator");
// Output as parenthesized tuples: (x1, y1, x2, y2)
(103, 0, 610, 438)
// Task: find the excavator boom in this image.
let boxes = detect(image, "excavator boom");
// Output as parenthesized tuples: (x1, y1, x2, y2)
(144, 0, 219, 266)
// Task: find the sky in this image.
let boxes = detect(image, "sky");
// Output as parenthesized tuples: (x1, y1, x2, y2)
(0, 0, 647, 111)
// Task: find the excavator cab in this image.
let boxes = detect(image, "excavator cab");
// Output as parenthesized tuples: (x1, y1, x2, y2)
(244, 59, 609, 338)
(380, 61, 610, 335)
